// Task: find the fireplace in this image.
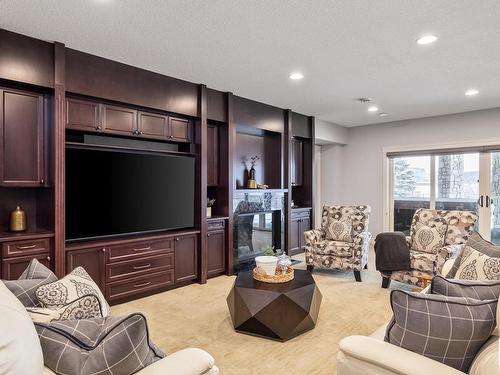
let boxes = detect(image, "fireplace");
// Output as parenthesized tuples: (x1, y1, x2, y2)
(232, 190, 285, 273)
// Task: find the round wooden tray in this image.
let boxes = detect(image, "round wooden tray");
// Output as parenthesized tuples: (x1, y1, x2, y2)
(253, 267, 294, 283)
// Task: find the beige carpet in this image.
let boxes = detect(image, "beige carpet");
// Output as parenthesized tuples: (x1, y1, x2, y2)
(112, 251, 406, 374)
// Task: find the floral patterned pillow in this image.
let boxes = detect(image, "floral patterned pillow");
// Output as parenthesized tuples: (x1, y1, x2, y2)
(411, 221, 447, 253)
(454, 247, 500, 280)
(35, 267, 110, 317)
(326, 219, 353, 242)
(28, 295, 103, 323)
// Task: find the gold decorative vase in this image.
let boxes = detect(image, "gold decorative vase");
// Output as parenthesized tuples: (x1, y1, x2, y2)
(9, 206, 27, 232)
(246, 179, 257, 189)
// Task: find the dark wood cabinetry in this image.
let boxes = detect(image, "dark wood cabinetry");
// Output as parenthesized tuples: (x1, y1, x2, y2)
(102, 104, 137, 136)
(290, 138, 303, 187)
(289, 208, 311, 255)
(65, 231, 198, 303)
(0, 88, 46, 186)
(175, 234, 198, 283)
(66, 97, 100, 132)
(137, 111, 168, 139)
(207, 219, 225, 277)
(207, 125, 219, 186)
(66, 97, 192, 142)
(169, 117, 192, 143)
(1, 234, 53, 280)
(66, 246, 106, 292)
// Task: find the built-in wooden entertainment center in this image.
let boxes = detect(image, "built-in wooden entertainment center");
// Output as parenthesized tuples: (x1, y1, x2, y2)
(0, 29, 315, 304)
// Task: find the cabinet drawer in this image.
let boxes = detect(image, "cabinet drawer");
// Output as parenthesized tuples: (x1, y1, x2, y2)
(107, 239, 173, 263)
(107, 270, 174, 302)
(2, 253, 50, 280)
(207, 219, 225, 231)
(107, 253, 174, 282)
(2, 238, 51, 258)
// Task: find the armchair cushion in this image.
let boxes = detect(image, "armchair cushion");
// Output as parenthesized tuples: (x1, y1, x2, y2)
(409, 250, 436, 273)
(411, 221, 447, 253)
(314, 240, 355, 257)
(410, 209, 478, 246)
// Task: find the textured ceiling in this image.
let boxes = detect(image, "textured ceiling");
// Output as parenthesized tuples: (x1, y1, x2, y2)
(1, 0, 500, 127)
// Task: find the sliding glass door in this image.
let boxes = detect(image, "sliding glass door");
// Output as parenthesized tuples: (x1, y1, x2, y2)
(392, 156, 431, 234)
(488, 153, 500, 244)
(390, 151, 500, 243)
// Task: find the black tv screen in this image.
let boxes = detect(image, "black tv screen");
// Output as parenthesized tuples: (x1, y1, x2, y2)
(66, 147, 195, 241)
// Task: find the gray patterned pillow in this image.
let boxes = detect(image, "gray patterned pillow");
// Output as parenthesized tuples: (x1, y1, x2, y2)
(3, 258, 58, 307)
(36, 267, 110, 317)
(385, 290, 497, 372)
(449, 231, 500, 279)
(411, 221, 447, 253)
(35, 314, 165, 375)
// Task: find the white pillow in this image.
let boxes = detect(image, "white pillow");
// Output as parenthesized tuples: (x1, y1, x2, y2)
(36, 267, 110, 317)
(455, 247, 500, 280)
(0, 281, 44, 374)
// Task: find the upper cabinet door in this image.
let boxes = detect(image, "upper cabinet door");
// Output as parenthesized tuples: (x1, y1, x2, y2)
(102, 104, 137, 136)
(169, 117, 192, 143)
(137, 111, 168, 139)
(66, 98, 101, 132)
(0, 89, 45, 186)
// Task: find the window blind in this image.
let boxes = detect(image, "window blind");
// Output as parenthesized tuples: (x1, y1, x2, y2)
(386, 145, 500, 158)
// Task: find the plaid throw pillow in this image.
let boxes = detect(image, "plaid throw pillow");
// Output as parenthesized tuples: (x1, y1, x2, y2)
(431, 275, 500, 300)
(3, 258, 58, 307)
(35, 314, 165, 375)
(385, 290, 497, 372)
(36, 266, 110, 317)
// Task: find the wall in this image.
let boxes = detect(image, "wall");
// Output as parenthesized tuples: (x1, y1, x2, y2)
(320, 107, 500, 235)
(315, 119, 348, 145)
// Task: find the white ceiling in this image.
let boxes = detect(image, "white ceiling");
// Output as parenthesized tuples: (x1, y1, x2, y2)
(1, 0, 500, 127)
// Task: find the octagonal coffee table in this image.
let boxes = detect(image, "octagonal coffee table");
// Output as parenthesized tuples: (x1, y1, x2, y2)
(226, 269, 322, 342)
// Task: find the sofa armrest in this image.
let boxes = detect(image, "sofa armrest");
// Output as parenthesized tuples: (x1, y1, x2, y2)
(338, 336, 465, 375)
(137, 348, 218, 375)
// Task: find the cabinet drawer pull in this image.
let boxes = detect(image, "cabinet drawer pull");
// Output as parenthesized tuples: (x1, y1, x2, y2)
(132, 264, 151, 270)
(133, 281, 151, 288)
(46, 256, 51, 261)
(133, 246, 151, 252)
(18, 244, 37, 250)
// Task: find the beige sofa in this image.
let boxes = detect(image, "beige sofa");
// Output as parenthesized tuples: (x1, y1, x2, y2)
(0, 281, 219, 375)
(337, 260, 500, 375)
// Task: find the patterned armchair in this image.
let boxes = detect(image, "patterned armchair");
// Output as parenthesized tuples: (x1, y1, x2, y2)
(383, 208, 478, 288)
(305, 205, 371, 282)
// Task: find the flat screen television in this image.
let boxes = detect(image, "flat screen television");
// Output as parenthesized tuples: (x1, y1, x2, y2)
(66, 146, 195, 241)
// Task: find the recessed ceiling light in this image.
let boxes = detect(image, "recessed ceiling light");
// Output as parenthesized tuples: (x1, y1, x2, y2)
(379, 113, 388, 117)
(289, 72, 304, 80)
(416, 35, 438, 45)
(465, 89, 479, 96)
(368, 106, 378, 112)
